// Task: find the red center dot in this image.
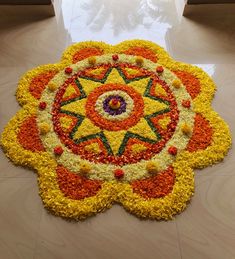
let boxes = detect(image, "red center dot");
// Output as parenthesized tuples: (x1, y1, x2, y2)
(109, 98, 120, 109)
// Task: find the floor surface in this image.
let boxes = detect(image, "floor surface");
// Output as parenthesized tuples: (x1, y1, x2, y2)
(0, 1, 235, 258)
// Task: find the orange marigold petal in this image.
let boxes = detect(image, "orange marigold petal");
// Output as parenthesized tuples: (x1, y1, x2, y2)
(72, 47, 104, 64)
(124, 47, 157, 63)
(17, 116, 45, 152)
(56, 166, 102, 200)
(131, 166, 175, 199)
(174, 71, 201, 99)
(187, 114, 213, 152)
(29, 71, 57, 99)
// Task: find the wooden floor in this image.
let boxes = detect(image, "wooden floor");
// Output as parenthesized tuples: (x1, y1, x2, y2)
(0, 1, 235, 258)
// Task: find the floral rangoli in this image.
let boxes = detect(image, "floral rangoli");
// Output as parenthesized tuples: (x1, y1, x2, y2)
(1, 40, 231, 220)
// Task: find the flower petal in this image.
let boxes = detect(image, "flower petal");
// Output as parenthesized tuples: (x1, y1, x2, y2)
(61, 41, 110, 65)
(117, 162, 194, 220)
(179, 110, 231, 169)
(72, 47, 104, 64)
(187, 113, 212, 152)
(16, 65, 60, 106)
(29, 70, 57, 99)
(124, 46, 157, 62)
(17, 116, 45, 152)
(0, 109, 49, 170)
(56, 165, 102, 200)
(131, 166, 175, 199)
(39, 165, 117, 219)
(114, 40, 161, 62)
(174, 70, 201, 99)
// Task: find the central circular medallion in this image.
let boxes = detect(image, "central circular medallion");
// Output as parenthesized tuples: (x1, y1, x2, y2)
(85, 83, 144, 131)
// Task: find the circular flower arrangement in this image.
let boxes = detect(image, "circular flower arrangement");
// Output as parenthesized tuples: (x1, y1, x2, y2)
(0, 40, 231, 220)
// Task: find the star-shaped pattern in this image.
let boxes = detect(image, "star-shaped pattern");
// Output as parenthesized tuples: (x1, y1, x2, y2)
(59, 66, 170, 155)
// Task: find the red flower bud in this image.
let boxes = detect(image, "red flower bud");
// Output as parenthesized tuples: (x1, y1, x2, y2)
(114, 169, 124, 179)
(54, 146, 64, 155)
(112, 54, 119, 61)
(39, 102, 47, 110)
(182, 100, 191, 108)
(65, 67, 73, 74)
(156, 66, 164, 73)
(168, 146, 178, 155)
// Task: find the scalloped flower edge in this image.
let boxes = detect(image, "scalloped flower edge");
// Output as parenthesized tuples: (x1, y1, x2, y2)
(0, 40, 232, 220)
